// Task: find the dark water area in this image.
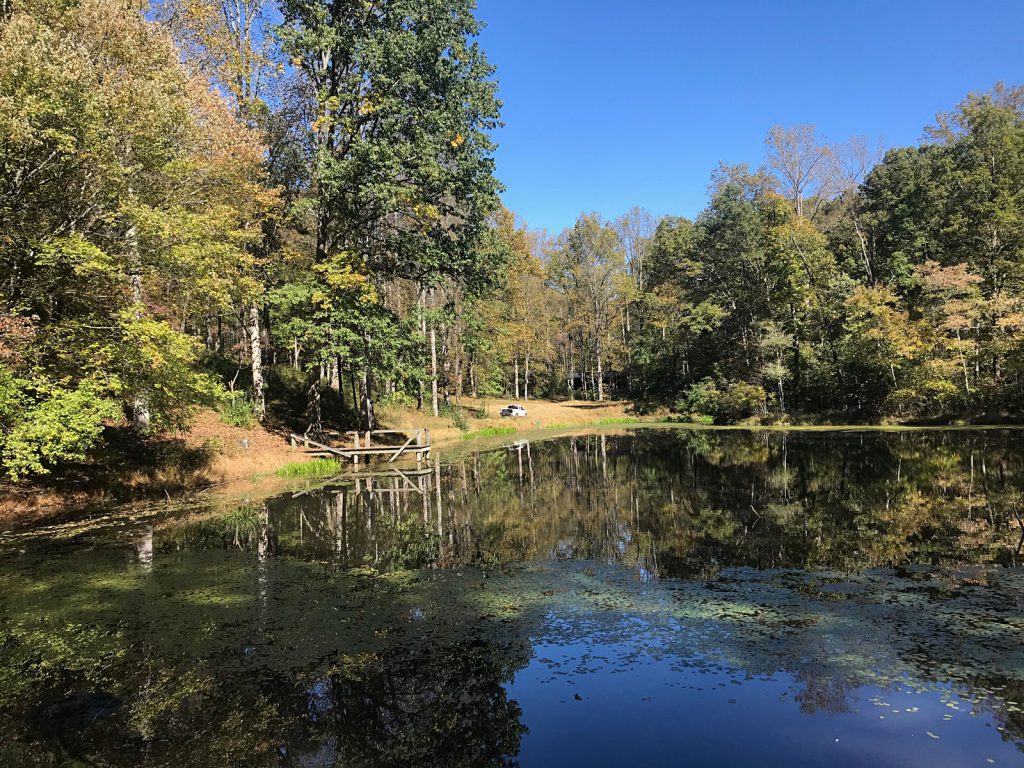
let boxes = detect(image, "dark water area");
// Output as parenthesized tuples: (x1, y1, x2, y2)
(2, 428, 1024, 766)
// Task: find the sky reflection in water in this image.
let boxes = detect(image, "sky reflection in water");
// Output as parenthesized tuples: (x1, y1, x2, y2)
(1, 428, 1023, 766)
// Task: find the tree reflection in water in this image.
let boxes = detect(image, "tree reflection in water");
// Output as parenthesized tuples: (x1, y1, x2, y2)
(1, 428, 1023, 766)
(217, 429, 1024, 576)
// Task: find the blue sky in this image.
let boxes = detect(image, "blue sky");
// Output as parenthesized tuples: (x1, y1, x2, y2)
(475, 0, 1024, 235)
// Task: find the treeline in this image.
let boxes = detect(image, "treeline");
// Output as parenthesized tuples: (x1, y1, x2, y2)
(0, 0, 504, 479)
(2, 0, 1023, 481)
(479, 88, 1024, 423)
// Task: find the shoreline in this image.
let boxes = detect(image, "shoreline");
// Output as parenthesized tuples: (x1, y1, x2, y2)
(3, 398, 1022, 531)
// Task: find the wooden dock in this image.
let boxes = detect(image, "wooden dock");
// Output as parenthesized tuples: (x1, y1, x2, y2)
(290, 428, 431, 465)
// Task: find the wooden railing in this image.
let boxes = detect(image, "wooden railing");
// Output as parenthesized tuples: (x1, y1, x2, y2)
(290, 428, 431, 465)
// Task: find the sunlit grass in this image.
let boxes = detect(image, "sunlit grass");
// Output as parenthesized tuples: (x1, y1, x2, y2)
(462, 426, 518, 440)
(275, 458, 342, 477)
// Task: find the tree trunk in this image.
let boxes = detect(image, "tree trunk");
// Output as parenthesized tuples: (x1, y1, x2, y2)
(363, 331, 376, 430)
(852, 216, 875, 285)
(249, 304, 266, 421)
(360, 369, 375, 430)
(307, 374, 322, 431)
(514, 356, 520, 399)
(264, 306, 274, 366)
(568, 341, 575, 400)
(418, 285, 426, 410)
(454, 344, 462, 408)
(524, 353, 530, 401)
(127, 218, 150, 431)
(430, 317, 439, 417)
(623, 306, 632, 392)
(596, 336, 604, 402)
(329, 355, 340, 392)
(336, 355, 345, 407)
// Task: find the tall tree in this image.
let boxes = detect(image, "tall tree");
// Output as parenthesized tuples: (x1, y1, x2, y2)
(548, 214, 625, 401)
(0, 0, 270, 476)
(765, 124, 830, 219)
(277, 0, 504, 426)
(157, 0, 284, 421)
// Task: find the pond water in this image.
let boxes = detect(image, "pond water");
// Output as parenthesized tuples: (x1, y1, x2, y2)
(2, 428, 1024, 767)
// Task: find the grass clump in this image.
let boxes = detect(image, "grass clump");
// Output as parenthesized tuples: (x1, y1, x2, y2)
(438, 402, 470, 431)
(275, 458, 342, 477)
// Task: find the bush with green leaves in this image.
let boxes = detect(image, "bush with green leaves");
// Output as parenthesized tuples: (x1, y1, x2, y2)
(377, 391, 416, 410)
(0, 370, 120, 480)
(219, 393, 259, 428)
(717, 381, 767, 422)
(675, 378, 721, 421)
(675, 378, 766, 424)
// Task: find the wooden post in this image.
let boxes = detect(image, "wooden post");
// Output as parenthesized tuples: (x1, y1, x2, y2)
(353, 432, 360, 465)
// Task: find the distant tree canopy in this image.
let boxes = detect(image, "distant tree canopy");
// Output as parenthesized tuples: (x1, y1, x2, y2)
(1, 0, 1023, 480)
(468, 86, 1024, 422)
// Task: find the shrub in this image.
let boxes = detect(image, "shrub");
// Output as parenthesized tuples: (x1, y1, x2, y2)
(0, 373, 120, 480)
(675, 378, 765, 424)
(675, 378, 721, 420)
(378, 391, 416, 409)
(718, 381, 767, 422)
(219, 393, 259, 428)
(451, 408, 469, 432)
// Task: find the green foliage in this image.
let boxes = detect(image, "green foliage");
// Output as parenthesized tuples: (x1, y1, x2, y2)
(106, 311, 224, 429)
(277, 0, 502, 285)
(0, 0, 274, 478)
(675, 379, 722, 420)
(377, 392, 417, 410)
(2, 0, 1023, 489)
(0, 374, 120, 479)
(718, 381, 768, 422)
(219, 393, 259, 428)
(676, 378, 766, 424)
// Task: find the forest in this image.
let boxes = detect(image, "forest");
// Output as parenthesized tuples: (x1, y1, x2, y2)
(2, 0, 1024, 481)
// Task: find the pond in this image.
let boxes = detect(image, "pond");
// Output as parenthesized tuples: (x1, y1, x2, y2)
(2, 428, 1023, 767)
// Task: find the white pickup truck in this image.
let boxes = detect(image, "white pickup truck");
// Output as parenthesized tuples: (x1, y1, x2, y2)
(500, 403, 528, 418)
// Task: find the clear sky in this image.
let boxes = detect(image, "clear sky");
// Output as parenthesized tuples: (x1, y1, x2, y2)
(475, 0, 1024, 235)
